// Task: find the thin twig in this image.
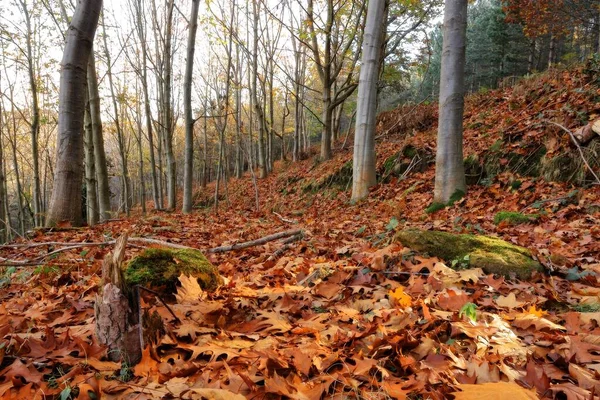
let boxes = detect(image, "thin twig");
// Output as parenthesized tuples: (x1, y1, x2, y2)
(542, 119, 600, 184)
(137, 285, 181, 323)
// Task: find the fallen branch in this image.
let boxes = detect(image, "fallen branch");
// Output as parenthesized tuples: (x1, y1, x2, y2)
(273, 211, 298, 225)
(267, 233, 304, 261)
(0, 230, 306, 266)
(542, 119, 600, 185)
(207, 229, 303, 254)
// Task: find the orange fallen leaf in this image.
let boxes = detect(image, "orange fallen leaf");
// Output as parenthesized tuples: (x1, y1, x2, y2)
(452, 381, 538, 399)
(389, 286, 412, 308)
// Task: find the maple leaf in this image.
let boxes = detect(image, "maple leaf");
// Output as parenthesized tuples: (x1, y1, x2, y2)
(526, 305, 545, 317)
(389, 286, 411, 308)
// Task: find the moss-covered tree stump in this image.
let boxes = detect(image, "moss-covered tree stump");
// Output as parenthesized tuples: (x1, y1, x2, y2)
(395, 229, 542, 279)
(125, 248, 223, 293)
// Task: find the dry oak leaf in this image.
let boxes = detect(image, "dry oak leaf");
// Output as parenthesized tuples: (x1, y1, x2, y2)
(181, 388, 246, 400)
(176, 274, 204, 303)
(495, 292, 526, 309)
(134, 345, 160, 378)
(452, 382, 538, 400)
(511, 313, 566, 331)
(437, 288, 470, 311)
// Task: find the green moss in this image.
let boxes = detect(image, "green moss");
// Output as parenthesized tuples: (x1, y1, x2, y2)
(572, 303, 600, 313)
(425, 202, 446, 214)
(494, 211, 538, 225)
(394, 229, 542, 279)
(125, 248, 222, 292)
(447, 189, 465, 206)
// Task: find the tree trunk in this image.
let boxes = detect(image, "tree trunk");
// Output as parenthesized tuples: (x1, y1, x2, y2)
(433, 0, 467, 204)
(0, 83, 7, 242)
(47, 1, 101, 226)
(101, 15, 131, 216)
(84, 96, 99, 226)
(164, 0, 176, 210)
(527, 39, 535, 74)
(87, 54, 111, 222)
(20, 0, 42, 227)
(252, 0, 268, 179)
(548, 33, 556, 67)
(134, 0, 160, 210)
(182, 0, 200, 214)
(351, 0, 386, 202)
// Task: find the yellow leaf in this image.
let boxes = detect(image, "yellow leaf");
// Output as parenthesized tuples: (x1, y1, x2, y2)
(452, 382, 538, 400)
(527, 305, 546, 317)
(495, 292, 525, 309)
(389, 287, 411, 308)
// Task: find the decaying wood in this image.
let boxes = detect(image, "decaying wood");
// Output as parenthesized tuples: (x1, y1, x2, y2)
(207, 229, 303, 253)
(95, 234, 143, 364)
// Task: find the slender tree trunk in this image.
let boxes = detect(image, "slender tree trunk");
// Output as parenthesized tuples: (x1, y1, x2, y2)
(134, 0, 160, 210)
(433, 0, 467, 204)
(164, 0, 176, 210)
(548, 33, 556, 67)
(182, 0, 200, 213)
(47, 0, 102, 227)
(351, 0, 386, 202)
(252, 0, 267, 179)
(0, 81, 7, 242)
(20, 0, 42, 227)
(527, 39, 536, 73)
(87, 54, 111, 221)
(84, 96, 98, 226)
(101, 15, 131, 216)
(135, 107, 146, 215)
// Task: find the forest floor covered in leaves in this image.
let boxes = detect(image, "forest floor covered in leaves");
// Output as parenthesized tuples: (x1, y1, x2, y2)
(1, 62, 600, 399)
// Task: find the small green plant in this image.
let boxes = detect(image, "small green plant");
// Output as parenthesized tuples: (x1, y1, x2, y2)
(33, 265, 60, 277)
(386, 217, 399, 232)
(510, 180, 522, 190)
(119, 362, 133, 382)
(493, 211, 538, 225)
(0, 267, 16, 288)
(459, 302, 478, 322)
(451, 254, 470, 270)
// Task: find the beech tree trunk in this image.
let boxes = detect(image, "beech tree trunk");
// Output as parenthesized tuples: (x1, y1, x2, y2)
(182, 0, 200, 214)
(87, 53, 111, 221)
(434, 0, 467, 204)
(47, 0, 102, 227)
(351, 0, 387, 202)
(84, 98, 98, 226)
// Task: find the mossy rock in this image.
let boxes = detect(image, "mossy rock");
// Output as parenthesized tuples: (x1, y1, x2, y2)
(395, 229, 542, 279)
(125, 248, 222, 292)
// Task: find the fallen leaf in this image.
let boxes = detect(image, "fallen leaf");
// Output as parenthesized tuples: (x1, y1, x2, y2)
(452, 381, 538, 399)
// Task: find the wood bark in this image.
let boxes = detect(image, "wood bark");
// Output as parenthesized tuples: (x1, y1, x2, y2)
(47, 0, 102, 227)
(84, 96, 98, 226)
(183, 0, 201, 214)
(95, 234, 142, 364)
(87, 53, 111, 222)
(433, 0, 467, 204)
(351, 0, 387, 202)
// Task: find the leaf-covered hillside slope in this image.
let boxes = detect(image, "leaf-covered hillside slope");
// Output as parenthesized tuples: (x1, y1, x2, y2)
(0, 60, 599, 399)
